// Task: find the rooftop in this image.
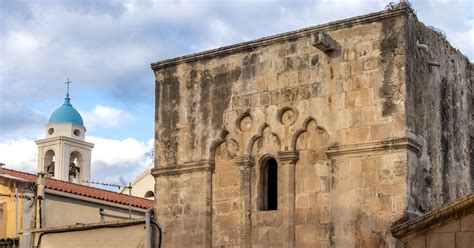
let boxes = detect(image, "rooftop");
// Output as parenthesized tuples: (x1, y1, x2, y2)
(0, 167, 153, 209)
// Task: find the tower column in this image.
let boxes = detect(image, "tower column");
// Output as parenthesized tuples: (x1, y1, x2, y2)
(277, 150, 299, 248)
(235, 155, 255, 247)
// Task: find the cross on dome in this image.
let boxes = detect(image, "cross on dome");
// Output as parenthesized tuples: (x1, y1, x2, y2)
(65, 78, 72, 98)
(47, 78, 84, 126)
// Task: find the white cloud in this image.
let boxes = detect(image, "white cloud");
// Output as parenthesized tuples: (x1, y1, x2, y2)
(82, 105, 134, 130)
(87, 136, 153, 184)
(0, 138, 38, 173)
(86, 136, 151, 167)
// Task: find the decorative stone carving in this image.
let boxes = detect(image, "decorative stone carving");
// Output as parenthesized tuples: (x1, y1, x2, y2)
(301, 86, 311, 99)
(257, 127, 281, 153)
(226, 138, 240, 158)
(282, 88, 294, 102)
(279, 108, 297, 126)
(239, 114, 253, 132)
(231, 82, 321, 108)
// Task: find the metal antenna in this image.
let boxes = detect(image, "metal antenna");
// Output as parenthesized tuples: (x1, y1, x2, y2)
(83, 178, 133, 218)
(65, 78, 72, 97)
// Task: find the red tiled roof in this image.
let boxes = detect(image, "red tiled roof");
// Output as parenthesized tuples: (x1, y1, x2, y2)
(1, 167, 153, 209)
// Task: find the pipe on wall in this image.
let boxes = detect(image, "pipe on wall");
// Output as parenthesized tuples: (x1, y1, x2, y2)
(15, 187, 19, 237)
(145, 208, 152, 248)
(36, 172, 46, 229)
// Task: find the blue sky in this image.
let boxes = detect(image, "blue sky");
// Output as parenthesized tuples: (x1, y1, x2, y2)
(1, 0, 473, 187)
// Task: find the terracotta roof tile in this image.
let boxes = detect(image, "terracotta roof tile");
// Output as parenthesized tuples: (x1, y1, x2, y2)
(1, 167, 153, 209)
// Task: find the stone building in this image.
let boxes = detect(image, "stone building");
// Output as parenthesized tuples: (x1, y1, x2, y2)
(150, 4, 472, 247)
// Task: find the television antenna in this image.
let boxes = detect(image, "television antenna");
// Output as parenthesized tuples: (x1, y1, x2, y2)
(119, 176, 133, 219)
(83, 177, 133, 219)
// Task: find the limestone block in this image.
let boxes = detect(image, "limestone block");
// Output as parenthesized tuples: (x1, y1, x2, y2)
(426, 233, 455, 248)
(455, 232, 474, 248)
(461, 213, 474, 231)
(433, 220, 461, 233)
(406, 236, 426, 248)
(296, 194, 310, 209)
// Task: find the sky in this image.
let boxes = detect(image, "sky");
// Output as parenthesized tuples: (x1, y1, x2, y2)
(0, 0, 473, 188)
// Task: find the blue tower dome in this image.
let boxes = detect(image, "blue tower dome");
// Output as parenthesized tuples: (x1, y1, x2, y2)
(48, 96, 84, 126)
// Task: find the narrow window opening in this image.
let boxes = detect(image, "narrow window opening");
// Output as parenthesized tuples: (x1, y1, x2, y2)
(267, 159, 278, 210)
(261, 157, 278, 211)
(44, 150, 55, 178)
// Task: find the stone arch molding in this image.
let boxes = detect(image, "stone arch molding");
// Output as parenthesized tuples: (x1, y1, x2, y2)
(291, 116, 329, 151)
(248, 123, 281, 156)
(209, 128, 242, 162)
(210, 109, 329, 164)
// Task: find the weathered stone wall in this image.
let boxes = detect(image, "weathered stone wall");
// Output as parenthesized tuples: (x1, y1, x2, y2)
(471, 64, 474, 191)
(404, 14, 472, 213)
(152, 6, 471, 248)
(154, 169, 212, 247)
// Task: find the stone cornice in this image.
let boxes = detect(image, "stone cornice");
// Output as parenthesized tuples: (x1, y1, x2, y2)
(391, 193, 474, 242)
(277, 150, 299, 164)
(35, 136, 94, 149)
(326, 137, 422, 157)
(234, 155, 255, 167)
(151, 160, 214, 177)
(151, 8, 412, 70)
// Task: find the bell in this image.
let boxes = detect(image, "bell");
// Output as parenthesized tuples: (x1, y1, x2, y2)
(47, 162, 55, 176)
(69, 162, 80, 178)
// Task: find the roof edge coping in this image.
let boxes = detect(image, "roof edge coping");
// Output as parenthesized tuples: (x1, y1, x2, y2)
(391, 193, 474, 241)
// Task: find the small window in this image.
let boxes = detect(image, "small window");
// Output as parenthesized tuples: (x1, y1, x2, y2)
(74, 129, 81, 136)
(144, 191, 154, 198)
(260, 157, 278, 211)
(48, 128, 54, 135)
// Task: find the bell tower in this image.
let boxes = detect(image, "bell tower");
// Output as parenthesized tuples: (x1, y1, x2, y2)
(35, 79, 94, 184)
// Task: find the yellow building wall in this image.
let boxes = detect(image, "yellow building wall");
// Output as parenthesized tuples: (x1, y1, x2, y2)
(42, 197, 141, 228)
(0, 184, 23, 238)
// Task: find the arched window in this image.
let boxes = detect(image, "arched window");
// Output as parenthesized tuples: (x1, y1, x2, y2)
(260, 157, 278, 211)
(44, 150, 55, 177)
(144, 191, 154, 198)
(69, 151, 82, 183)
